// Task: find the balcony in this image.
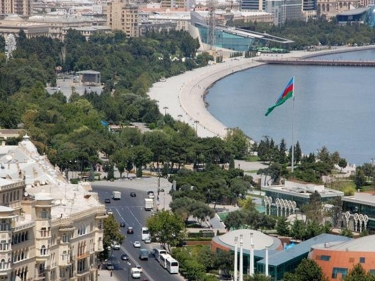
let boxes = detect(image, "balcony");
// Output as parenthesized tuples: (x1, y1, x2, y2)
(76, 268, 90, 277)
(33, 273, 45, 281)
(77, 251, 90, 260)
(0, 267, 11, 276)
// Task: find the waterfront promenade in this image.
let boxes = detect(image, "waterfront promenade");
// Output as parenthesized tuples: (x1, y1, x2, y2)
(148, 45, 375, 138)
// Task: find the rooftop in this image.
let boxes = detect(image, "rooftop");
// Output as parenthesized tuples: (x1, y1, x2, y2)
(257, 234, 352, 266)
(262, 181, 344, 198)
(342, 192, 375, 205)
(0, 135, 105, 219)
(312, 234, 375, 252)
(213, 229, 283, 252)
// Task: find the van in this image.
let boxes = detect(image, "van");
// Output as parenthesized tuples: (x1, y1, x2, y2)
(154, 248, 167, 262)
(131, 267, 141, 278)
(139, 248, 149, 260)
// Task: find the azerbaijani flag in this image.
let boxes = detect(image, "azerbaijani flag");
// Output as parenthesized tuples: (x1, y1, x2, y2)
(265, 77, 294, 116)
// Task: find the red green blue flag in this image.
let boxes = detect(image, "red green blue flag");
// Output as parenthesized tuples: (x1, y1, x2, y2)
(265, 77, 294, 116)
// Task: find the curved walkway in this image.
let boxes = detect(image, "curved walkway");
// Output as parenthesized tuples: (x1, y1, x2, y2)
(148, 46, 375, 138)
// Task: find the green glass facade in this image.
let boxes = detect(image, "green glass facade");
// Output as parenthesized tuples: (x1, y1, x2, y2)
(196, 24, 258, 52)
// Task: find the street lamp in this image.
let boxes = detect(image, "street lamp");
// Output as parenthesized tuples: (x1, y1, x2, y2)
(163, 106, 168, 115)
(194, 120, 199, 134)
(107, 246, 113, 277)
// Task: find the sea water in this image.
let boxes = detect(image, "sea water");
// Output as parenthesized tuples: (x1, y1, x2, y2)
(206, 49, 375, 166)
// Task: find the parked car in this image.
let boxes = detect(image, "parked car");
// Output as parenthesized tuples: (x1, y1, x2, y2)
(130, 192, 136, 197)
(136, 264, 143, 273)
(147, 191, 155, 199)
(105, 198, 111, 203)
(111, 241, 120, 250)
(127, 227, 134, 234)
(120, 222, 126, 227)
(133, 241, 141, 248)
(121, 254, 129, 261)
(106, 263, 114, 270)
(144, 237, 151, 244)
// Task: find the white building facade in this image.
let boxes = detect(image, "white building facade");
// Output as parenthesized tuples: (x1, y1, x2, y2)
(0, 135, 106, 281)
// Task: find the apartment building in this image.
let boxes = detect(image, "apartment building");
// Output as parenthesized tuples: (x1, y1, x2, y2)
(107, 0, 139, 37)
(0, 0, 31, 16)
(0, 135, 107, 281)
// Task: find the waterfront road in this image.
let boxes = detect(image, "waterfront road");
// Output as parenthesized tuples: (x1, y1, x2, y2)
(92, 180, 185, 281)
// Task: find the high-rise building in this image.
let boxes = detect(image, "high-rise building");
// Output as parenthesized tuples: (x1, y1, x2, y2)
(265, 0, 303, 25)
(240, 0, 266, 11)
(0, 0, 31, 16)
(0, 135, 107, 281)
(107, 0, 139, 37)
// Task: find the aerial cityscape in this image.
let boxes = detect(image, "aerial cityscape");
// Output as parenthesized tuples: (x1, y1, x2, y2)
(1, 0, 375, 280)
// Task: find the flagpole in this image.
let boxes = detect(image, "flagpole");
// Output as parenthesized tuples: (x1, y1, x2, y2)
(291, 77, 295, 173)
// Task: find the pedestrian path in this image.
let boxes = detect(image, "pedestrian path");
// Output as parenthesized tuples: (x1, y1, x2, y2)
(98, 269, 121, 281)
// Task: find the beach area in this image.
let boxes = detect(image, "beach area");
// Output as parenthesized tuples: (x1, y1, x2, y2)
(148, 45, 375, 139)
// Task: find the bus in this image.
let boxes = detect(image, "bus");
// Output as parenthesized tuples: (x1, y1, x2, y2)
(159, 253, 171, 269)
(166, 257, 179, 274)
(141, 227, 150, 241)
(154, 248, 167, 262)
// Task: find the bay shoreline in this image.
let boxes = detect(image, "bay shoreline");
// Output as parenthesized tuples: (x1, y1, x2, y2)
(148, 45, 375, 139)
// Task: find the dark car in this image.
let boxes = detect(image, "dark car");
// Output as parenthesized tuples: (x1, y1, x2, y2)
(105, 199, 111, 203)
(120, 222, 126, 227)
(127, 227, 134, 234)
(121, 254, 129, 261)
(106, 263, 115, 270)
(130, 192, 136, 197)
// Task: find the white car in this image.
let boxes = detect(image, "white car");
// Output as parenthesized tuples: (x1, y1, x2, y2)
(147, 191, 155, 199)
(135, 264, 143, 273)
(111, 241, 120, 250)
(133, 241, 141, 248)
(144, 237, 151, 244)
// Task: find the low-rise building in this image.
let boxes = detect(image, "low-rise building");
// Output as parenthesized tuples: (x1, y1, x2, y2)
(342, 192, 375, 234)
(262, 181, 344, 217)
(0, 135, 106, 281)
(309, 235, 375, 281)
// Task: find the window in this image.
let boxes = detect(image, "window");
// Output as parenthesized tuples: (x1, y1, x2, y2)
(0, 240, 7, 251)
(41, 209, 47, 219)
(40, 245, 47, 256)
(360, 257, 366, 264)
(332, 267, 348, 279)
(78, 224, 86, 236)
(0, 259, 5, 269)
(62, 233, 69, 243)
(320, 255, 331, 261)
(0, 220, 9, 231)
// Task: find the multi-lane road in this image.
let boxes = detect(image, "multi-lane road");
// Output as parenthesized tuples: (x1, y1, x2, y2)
(92, 178, 184, 281)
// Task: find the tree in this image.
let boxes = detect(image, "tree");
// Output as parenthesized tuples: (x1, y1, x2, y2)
(355, 168, 366, 189)
(303, 191, 324, 224)
(278, 138, 288, 164)
(196, 246, 216, 272)
(290, 219, 306, 240)
(225, 127, 250, 159)
(343, 263, 375, 281)
(146, 210, 186, 251)
(276, 217, 290, 236)
(283, 259, 329, 281)
(214, 250, 233, 277)
(338, 158, 348, 171)
(223, 210, 247, 230)
(330, 196, 343, 228)
(130, 145, 153, 178)
(102, 214, 125, 258)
